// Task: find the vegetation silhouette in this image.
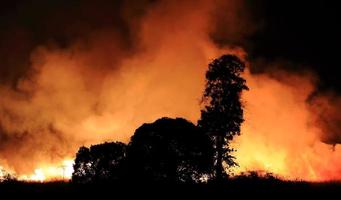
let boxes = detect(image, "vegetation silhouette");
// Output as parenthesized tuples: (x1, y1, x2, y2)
(72, 142, 126, 183)
(1, 54, 341, 195)
(126, 117, 214, 183)
(198, 55, 248, 181)
(71, 54, 248, 184)
(72, 117, 214, 183)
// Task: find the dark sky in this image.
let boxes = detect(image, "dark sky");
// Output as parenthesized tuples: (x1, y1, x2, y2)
(247, 1, 341, 93)
(0, 0, 340, 93)
(0, 0, 145, 86)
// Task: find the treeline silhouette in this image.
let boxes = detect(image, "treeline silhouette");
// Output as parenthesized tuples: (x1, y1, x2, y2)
(1, 55, 341, 196)
(72, 54, 248, 184)
(73, 118, 213, 183)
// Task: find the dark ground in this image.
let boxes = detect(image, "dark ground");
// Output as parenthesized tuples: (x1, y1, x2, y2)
(1, 178, 340, 198)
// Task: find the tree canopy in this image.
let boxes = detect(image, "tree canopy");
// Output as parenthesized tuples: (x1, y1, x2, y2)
(72, 142, 126, 183)
(126, 117, 214, 183)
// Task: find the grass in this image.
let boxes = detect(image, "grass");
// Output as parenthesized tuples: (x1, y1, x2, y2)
(1, 174, 340, 197)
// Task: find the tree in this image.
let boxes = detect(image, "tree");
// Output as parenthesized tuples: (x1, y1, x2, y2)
(72, 142, 126, 183)
(126, 117, 214, 183)
(198, 54, 248, 181)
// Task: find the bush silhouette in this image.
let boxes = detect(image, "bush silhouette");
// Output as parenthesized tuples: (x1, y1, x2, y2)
(72, 142, 126, 183)
(126, 117, 214, 183)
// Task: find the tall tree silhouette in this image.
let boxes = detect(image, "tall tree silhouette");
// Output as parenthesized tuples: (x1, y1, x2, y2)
(198, 55, 248, 181)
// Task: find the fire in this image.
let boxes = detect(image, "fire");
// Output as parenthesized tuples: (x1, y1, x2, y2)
(0, 0, 340, 182)
(17, 160, 74, 182)
(232, 71, 341, 181)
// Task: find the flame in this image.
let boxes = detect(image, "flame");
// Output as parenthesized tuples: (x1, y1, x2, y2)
(17, 159, 74, 182)
(0, 0, 340, 182)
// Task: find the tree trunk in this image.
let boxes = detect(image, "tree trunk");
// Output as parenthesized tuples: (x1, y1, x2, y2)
(215, 135, 223, 182)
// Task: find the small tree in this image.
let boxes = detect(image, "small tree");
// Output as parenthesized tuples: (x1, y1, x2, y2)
(198, 54, 248, 181)
(72, 142, 126, 183)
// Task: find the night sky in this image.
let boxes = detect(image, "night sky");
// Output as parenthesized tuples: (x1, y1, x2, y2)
(248, 1, 341, 93)
(0, 0, 340, 91)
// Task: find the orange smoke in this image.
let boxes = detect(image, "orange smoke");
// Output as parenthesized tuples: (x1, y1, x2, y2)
(234, 70, 341, 181)
(0, 0, 340, 181)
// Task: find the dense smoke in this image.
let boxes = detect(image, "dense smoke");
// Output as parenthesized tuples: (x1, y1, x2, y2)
(0, 0, 247, 175)
(0, 0, 340, 181)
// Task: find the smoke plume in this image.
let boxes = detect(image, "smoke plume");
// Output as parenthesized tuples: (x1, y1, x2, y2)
(0, 0, 340, 181)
